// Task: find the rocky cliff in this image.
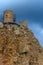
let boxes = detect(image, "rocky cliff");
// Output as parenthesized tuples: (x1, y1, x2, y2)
(0, 22, 43, 65)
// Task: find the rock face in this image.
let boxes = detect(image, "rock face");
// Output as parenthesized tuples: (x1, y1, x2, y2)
(38, 48, 43, 65)
(0, 10, 43, 65)
(0, 23, 43, 65)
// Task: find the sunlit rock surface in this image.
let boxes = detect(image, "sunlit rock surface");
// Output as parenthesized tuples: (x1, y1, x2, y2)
(0, 10, 43, 65)
(0, 23, 43, 65)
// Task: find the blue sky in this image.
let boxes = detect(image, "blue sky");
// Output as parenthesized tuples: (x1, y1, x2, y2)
(0, 0, 43, 47)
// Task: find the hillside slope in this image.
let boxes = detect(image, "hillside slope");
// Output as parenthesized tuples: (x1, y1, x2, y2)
(0, 23, 43, 65)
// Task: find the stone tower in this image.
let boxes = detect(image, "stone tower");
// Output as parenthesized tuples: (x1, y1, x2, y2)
(4, 10, 14, 23)
(23, 20, 28, 27)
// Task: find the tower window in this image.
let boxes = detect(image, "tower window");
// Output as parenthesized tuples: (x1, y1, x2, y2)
(6, 14, 8, 17)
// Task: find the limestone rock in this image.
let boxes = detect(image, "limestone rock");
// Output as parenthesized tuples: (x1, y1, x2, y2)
(0, 23, 43, 65)
(0, 10, 43, 65)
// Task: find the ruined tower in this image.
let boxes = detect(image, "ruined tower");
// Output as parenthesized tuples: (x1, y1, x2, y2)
(4, 10, 14, 23)
(19, 20, 28, 28)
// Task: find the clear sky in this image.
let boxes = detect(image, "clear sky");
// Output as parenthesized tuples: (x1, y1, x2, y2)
(0, 0, 43, 47)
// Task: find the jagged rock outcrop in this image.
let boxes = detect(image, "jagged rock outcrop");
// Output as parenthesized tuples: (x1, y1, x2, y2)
(0, 10, 43, 65)
(0, 23, 43, 65)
